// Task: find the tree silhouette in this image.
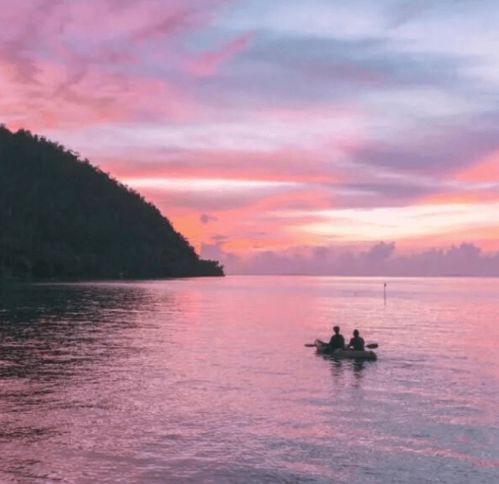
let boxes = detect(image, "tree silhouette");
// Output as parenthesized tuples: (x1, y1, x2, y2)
(0, 125, 224, 280)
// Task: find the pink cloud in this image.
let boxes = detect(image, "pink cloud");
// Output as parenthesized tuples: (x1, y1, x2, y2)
(99, 147, 346, 185)
(186, 33, 253, 77)
(0, 0, 230, 130)
(137, 183, 332, 253)
(456, 151, 499, 183)
(1, 60, 195, 131)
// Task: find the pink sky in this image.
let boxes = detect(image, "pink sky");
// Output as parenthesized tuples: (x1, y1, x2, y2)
(2, 0, 499, 274)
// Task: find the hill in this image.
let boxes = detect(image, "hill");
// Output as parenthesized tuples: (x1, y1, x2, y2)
(0, 126, 224, 280)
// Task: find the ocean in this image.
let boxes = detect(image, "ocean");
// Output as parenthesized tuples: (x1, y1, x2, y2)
(1, 276, 498, 483)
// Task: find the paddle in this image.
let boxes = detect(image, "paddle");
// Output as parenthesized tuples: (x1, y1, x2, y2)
(304, 342, 378, 349)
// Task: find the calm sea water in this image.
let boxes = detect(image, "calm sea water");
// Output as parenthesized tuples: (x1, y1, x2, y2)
(0, 276, 498, 483)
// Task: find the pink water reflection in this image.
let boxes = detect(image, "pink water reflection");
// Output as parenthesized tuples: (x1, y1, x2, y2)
(0, 277, 498, 482)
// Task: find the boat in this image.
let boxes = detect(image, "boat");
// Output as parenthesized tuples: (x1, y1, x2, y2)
(314, 339, 377, 360)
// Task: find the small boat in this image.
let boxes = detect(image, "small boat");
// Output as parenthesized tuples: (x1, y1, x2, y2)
(314, 340, 377, 360)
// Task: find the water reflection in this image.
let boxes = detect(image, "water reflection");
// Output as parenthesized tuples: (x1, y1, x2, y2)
(0, 284, 156, 382)
(0, 277, 498, 483)
(0, 283, 173, 481)
(318, 354, 372, 390)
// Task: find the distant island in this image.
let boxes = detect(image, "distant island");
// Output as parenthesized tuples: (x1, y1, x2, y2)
(0, 126, 224, 280)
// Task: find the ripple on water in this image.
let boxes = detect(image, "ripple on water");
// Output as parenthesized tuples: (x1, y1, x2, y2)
(0, 277, 498, 482)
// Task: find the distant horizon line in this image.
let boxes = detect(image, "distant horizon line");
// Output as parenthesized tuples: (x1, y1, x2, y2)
(225, 273, 499, 278)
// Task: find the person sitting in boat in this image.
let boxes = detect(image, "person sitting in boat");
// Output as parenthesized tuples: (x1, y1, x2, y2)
(348, 329, 365, 351)
(328, 326, 345, 350)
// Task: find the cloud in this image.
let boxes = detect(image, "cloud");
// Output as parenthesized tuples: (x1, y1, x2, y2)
(0, 0, 234, 130)
(365, 241, 396, 262)
(186, 33, 253, 77)
(349, 114, 499, 176)
(202, 241, 499, 276)
(192, 29, 476, 117)
(200, 213, 218, 224)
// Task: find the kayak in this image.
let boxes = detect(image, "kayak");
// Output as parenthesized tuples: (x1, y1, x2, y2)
(314, 340, 377, 361)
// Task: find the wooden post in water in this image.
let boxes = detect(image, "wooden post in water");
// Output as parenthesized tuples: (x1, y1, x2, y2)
(383, 282, 387, 305)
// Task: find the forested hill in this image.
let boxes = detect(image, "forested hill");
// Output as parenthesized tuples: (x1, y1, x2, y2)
(0, 126, 224, 280)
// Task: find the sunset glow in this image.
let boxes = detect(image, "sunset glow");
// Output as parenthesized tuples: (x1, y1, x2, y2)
(2, 0, 499, 273)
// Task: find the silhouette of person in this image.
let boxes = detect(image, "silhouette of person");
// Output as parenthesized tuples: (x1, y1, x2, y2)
(348, 329, 365, 351)
(328, 326, 345, 350)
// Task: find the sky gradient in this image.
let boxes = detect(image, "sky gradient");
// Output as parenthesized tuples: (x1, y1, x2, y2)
(2, 0, 499, 274)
